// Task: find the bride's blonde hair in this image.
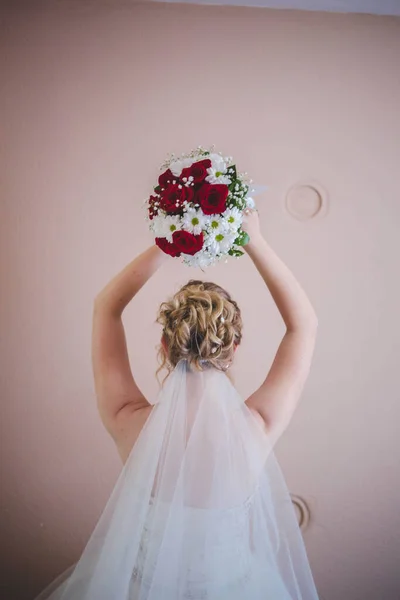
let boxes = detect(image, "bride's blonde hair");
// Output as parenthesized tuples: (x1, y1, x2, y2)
(156, 280, 242, 379)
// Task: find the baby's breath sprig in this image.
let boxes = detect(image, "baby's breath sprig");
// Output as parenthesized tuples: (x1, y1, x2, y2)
(160, 145, 217, 171)
(227, 178, 250, 211)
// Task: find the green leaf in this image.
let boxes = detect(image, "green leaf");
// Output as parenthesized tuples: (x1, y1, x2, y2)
(228, 248, 244, 257)
(154, 185, 161, 193)
(234, 230, 250, 246)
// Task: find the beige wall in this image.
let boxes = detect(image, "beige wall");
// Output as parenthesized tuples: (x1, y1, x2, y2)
(1, 2, 399, 599)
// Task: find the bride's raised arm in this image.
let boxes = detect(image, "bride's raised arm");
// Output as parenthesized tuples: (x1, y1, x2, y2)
(242, 209, 318, 441)
(92, 245, 168, 437)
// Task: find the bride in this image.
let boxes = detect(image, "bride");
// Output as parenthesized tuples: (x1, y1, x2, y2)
(35, 208, 320, 599)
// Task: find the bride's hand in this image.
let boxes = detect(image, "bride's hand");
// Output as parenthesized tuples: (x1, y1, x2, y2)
(242, 208, 263, 249)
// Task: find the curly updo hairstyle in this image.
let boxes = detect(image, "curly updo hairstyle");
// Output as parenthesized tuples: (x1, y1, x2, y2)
(156, 280, 242, 377)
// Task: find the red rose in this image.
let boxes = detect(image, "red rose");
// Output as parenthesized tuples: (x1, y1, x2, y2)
(148, 194, 159, 220)
(196, 183, 229, 215)
(155, 237, 181, 257)
(181, 159, 212, 184)
(172, 230, 204, 256)
(158, 169, 174, 188)
(159, 183, 194, 214)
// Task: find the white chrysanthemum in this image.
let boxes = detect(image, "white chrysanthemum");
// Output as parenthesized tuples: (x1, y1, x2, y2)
(205, 153, 231, 185)
(169, 157, 195, 177)
(164, 215, 182, 242)
(205, 230, 237, 255)
(207, 214, 228, 235)
(206, 170, 231, 185)
(222, 207, 242, 232)
(182, 252, 216, 269)
(149, 213, 168, 237)
(182, 208, 209, 235)
(208, 153, 227, 171)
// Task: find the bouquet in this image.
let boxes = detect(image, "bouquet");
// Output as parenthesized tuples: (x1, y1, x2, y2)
(144, 145, 257, 268)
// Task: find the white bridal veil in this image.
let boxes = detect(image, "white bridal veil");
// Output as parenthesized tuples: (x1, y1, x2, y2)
(34, 360, 319, 600)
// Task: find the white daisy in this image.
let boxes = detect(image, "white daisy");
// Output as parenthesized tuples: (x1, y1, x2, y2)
(183, 252, 215, 269)
(169, 157, 195, 177)
(207, 214, 227, 235)
(208, 153, 227, 172)
(206, 169, 231, 185)
(164, 215, 182, 242)
(182, 208, 209, 235)
(149, 213, 168, 237)
(205, 230, 237, 255)
(205, 153, 231, 185)
(222, 207, 242, 232)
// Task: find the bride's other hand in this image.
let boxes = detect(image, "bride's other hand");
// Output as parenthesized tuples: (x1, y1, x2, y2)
(242, 208, 263, 249)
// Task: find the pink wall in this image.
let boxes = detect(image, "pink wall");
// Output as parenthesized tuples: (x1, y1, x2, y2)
(1, 2, 399, 599)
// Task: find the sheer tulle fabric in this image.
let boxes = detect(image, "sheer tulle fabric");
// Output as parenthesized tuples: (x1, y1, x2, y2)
(34, 360, 319, 599)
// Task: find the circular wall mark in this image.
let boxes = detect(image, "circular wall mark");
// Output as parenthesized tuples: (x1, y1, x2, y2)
(285, 183, 327, 220)
(290, 494, 311, 531)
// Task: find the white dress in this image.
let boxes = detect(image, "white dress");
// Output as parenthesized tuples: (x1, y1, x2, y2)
(34, 360, 320, 600)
